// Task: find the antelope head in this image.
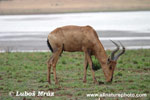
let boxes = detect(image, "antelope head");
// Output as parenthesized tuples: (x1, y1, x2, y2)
(106, 41, 125, 82)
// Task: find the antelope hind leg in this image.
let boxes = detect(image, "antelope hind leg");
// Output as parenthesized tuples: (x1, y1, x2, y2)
(47, 56, 54, 84)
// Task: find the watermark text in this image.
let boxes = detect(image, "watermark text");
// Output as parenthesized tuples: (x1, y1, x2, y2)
(9, 91, 54, 97)
(87, 93, 147, 98)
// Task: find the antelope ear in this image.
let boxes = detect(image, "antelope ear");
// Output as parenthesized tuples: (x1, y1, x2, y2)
(107, 58, 111, 64)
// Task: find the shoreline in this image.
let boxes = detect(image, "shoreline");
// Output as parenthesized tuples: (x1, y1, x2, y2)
(0, 9, 150, 16)
(0, 30, 150, 52)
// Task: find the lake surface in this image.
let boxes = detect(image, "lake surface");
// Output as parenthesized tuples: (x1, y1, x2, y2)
(0, 11, 150, 52)
(0, 11, 150, 33)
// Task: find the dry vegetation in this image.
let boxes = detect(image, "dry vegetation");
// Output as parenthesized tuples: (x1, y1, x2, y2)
(0, 0, 150, 14)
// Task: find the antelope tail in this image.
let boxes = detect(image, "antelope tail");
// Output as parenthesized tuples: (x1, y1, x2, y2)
(47, 38, 53, 52)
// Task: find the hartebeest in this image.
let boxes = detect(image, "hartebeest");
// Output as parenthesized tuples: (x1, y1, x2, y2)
(47, 25, 125, 84)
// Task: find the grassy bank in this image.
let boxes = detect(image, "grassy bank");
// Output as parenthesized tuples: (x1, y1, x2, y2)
(0, 49, 150, 100)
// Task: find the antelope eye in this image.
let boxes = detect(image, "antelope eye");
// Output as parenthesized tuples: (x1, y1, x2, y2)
(109, 66, 112, 70)
(107, 58, 111, 64)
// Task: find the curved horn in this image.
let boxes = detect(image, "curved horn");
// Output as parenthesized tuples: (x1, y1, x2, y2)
(114, 41, 125, 61)
(110, 40, 120, 60)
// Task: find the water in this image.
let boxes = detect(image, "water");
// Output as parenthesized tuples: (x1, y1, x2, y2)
(0, 11, 150, 34)
(0, 11, 150, 52)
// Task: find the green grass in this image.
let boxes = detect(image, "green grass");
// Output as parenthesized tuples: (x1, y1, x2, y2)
(0, 49, 150, 100)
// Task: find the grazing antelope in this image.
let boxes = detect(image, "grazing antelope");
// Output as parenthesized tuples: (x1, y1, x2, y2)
(47, 25, 125, 84)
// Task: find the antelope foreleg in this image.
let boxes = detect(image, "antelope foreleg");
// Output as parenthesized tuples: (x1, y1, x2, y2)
(83, 54, 88, 83)
(86, 52, 98, 84)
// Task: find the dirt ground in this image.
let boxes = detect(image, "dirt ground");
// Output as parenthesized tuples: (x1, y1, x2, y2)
(0, 0, 150, 15)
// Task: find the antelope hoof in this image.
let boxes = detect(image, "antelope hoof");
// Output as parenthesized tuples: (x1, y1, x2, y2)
(98, 81, 104, 85)
(48, 80, 51, 84)
(55, 81, 59, 85)
(83, 80, 87, 83)
(94, 81, 99, 85)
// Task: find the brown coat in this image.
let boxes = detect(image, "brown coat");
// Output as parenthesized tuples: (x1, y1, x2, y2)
(47, 25, 125, 84)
